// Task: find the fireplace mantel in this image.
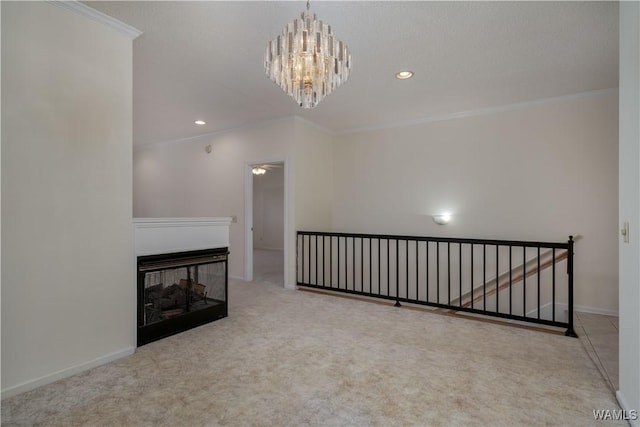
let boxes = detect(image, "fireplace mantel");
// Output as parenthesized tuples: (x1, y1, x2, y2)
(133, 217, 232, 256)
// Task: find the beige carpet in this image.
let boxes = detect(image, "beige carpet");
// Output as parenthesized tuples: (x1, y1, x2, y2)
(1, 279, 623, 426)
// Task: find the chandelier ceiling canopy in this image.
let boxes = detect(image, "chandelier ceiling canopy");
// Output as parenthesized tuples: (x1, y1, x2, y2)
(264, 1, 351, 109)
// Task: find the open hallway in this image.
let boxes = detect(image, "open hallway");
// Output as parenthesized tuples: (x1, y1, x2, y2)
(253, 248, 284, 286)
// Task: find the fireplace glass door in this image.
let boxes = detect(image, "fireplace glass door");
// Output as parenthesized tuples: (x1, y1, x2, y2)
(137, 248, 228, 346)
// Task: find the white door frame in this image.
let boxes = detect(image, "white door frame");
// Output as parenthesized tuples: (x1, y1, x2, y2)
(244, 159, 288, 286)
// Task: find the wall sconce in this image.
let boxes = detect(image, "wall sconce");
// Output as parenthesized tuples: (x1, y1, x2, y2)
(432, 213, 451, 225)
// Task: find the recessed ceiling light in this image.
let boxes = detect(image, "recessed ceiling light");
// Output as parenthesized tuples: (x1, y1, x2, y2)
(395, 71, 414, 80)
(195, 120, 206, 125)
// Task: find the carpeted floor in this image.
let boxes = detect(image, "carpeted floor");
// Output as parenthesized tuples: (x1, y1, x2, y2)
(1, 279, 623, 426)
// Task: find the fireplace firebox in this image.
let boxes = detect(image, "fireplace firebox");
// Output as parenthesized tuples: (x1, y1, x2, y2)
(137, 247, 228, 346)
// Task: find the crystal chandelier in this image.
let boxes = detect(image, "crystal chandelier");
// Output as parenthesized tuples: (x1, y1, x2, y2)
(264, 0, 351, 108)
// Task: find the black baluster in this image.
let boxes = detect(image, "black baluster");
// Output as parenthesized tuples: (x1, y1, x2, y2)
(483, 244, 486, 311)
(395, 239, 401, 306)
(459, 243, 462, 308)
(552, 248, 556, 322)
(496, 245, 499, 313)
(537, 247, 541, 320)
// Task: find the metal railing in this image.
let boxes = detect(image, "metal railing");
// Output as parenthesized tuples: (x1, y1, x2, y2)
(297, 231, 576, 337)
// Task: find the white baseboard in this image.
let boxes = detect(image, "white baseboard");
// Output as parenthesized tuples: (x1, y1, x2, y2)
(228, 275, 246, 281)
(575, 305, 619, 317)
(524, 302, 618, 323)
(616, 390, 640, 427)
(526, 302, 618, 318)
(526, 302, 568, 321)
(1, 346, 135, 400)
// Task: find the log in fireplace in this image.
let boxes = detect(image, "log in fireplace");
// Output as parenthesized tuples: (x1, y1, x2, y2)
(137, 247, 228, 346)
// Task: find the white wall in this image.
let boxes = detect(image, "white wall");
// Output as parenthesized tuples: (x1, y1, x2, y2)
(291, 118, 334, 288)
(617, 2, 640, 423)
(133, 117, 296, 281)
(1, 2, 136, 396)
(253, 167, 284, 250)
(134, 95, 617, 315)
(332, 93, 619, 315)
(293, 118, 334, 232)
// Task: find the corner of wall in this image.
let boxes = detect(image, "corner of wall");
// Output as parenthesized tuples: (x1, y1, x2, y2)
(617, 0, 640, 418)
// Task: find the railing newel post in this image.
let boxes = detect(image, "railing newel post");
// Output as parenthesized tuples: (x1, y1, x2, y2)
(565, 235, 578, 337)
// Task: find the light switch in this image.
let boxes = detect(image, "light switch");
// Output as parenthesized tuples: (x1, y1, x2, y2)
(621, 221, 630, 243)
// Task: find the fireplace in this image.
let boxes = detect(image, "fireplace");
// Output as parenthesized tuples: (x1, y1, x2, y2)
(134, 217, 232, 346)
(137, 247, 228, 346)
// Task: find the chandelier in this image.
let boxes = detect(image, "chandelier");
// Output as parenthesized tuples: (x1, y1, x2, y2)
(252, 166, 266, 175)
(264, 0, 351, 108)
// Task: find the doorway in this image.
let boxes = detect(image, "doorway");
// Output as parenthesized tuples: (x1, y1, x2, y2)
(246, 161, 285, 286)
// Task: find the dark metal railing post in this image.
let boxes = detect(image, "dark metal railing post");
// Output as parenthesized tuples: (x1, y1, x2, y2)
(330, 236, 333, 288)
(307, 234, 311, 284)
(459, 244, 463, 308)
(352, 237, 356, 291)
(522, 247, 526, 317)
(395, 239, 401, 307)
(552, 248, 556, 322)
(470, 244, 474, 310)
(320, 236, 324, 286)
(483, 244, 486, 310)
(362, 237, 365, 293)
(508, 245, 512, 315)
(537, 247, 541, 320)
(345, 237, 348, 289)
(406, 240, 409, 301)
(387, 239, 390, 297)
(496, 245, 499, 313)
(447, 242, 451, 304)
(436, 243, 440, 304)
(338, 237, 341, 288)
(416, 241, 419, 301)
(377, 238, 381, 294)
(426, 241, 430, 303)
(370, 238, 373, 294)
(565, 236, 577, 337)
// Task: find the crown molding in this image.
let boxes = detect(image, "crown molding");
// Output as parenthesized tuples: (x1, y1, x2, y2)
(335, 88, 619, 136)
(133, 217, 233, 227)
(48, 1, 142, 40)
(134, 88, 618, 148)
(133, 115, 298, 149)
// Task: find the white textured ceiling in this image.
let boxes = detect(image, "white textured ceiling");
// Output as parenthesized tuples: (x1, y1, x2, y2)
(87, 1, 619, 146)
